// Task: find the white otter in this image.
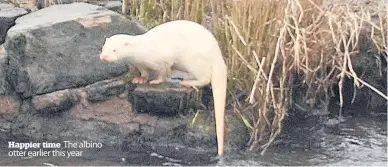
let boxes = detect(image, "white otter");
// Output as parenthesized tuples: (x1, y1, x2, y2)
(100, 20, 227, 156)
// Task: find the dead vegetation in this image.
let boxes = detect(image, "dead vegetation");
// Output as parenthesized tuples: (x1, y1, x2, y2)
(12, 0, 387, 154)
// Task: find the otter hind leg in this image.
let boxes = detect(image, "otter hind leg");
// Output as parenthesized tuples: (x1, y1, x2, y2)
(149, 65, 172, 84)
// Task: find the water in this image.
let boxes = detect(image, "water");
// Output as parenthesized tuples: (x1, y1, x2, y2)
(0, 113, 386, 166)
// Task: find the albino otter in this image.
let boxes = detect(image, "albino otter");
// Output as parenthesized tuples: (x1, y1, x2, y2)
(100, 20, 227, 156)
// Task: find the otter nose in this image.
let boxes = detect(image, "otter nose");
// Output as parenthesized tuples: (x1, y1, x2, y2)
(100, 54, 109, 61)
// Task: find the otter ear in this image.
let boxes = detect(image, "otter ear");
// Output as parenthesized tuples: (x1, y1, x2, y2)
(103, 37, 109, 44)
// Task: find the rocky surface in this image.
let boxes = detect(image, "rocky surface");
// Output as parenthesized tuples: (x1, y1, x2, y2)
(0, 1, 28, 44)
(30, 77, 127, 113)
(129, 82, 204, 116)
(5, 2, 147, 98)
(0, 44, 21, 133)
(20, 0, 123, 12)
(7, 77, 247, 152)
(103, 1, 122, 12)
(0, 44, 8, 95)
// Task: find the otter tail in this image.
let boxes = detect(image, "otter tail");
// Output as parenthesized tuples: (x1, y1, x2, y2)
(211, 61, 227, 156)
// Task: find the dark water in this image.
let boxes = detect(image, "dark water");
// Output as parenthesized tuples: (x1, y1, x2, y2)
(0, 113, 386, 166)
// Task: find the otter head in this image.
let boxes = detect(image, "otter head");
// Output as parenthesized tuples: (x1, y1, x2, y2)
(100, 34, 133, 62)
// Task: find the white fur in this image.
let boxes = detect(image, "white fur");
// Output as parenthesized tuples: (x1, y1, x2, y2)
(100, 20, 227, 156)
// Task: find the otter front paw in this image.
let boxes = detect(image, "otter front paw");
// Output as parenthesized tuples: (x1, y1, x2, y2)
(132, 77, 148, 84)
(180, 81, 200, 92)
